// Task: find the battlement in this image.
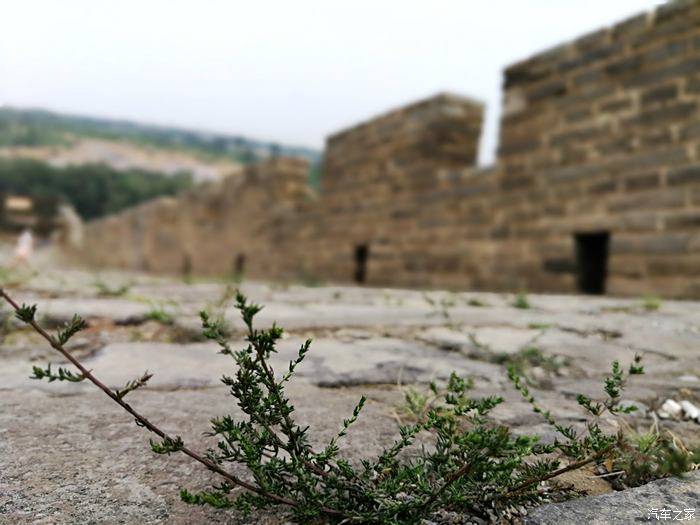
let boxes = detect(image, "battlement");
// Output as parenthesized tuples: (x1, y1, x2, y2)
(500, 0, 700, 178)
(324, 93, 483, 192)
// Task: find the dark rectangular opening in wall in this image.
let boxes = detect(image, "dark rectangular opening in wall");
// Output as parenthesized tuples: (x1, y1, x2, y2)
(182, 254, 192, 278)
(233, 254, 246, 277)
(354, 244, 369, 284)
(575, 232, 610, 295)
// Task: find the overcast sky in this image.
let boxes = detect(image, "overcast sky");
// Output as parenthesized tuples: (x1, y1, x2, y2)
(1, 0, 663, 165)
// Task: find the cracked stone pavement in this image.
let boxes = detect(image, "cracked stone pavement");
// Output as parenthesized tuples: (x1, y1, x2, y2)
(2, 259, 700, 523)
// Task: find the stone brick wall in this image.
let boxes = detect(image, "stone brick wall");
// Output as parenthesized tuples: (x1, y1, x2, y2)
(74, 0, 700, 297)
(291, 93, 485, 285)
(79, 157, 312, 279)
(495, 0, 700, 296)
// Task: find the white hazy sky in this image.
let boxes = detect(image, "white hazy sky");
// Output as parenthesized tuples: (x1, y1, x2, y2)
(1, 0, 663, 165)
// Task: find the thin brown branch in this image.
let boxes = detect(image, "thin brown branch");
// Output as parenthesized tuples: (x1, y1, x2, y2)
(254, 345, 306, 456)
(503, 444, 615, 497)
(424, 462, 472, 509)
(0, 289, 344, 516)
(251, 341, 337, 480)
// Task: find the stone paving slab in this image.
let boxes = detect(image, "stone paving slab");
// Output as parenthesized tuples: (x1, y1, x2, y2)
(526, 473, 700, 524)
(0, 384, 395, 525)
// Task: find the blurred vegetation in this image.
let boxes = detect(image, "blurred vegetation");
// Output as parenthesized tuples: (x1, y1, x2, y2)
(642, 295, 662, 312)
(308, 161, 322, 190)
(0, 158, 193, 219)
(0, 107, 321, 166)
(512, 293, 531, 309)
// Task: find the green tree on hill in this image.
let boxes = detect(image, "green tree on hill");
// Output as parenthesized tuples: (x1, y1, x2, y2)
(0, 158, 192, 220)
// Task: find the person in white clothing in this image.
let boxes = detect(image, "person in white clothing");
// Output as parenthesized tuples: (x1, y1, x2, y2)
(14, 229, 34, 265)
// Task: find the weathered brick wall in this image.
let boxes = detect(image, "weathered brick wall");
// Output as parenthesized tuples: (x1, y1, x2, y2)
(290, 93, 485, 284)
(495, 0, 700, 296)
(79, 157, 311, 278)
(74, 0, 700, 297)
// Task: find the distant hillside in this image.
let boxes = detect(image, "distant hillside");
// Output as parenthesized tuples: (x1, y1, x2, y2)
(0, 107, 321, 166)
(0, 158, 193, 220)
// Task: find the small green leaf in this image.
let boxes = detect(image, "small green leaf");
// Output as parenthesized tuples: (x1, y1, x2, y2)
(57, 314, 88, 345)
(15, 304, 37, 323)
(30, 363, 86, 383)
(150, 435, 184, 455)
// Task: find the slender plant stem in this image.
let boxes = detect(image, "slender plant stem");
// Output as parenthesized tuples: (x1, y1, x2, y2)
(503, 444, 615, 497)
(251, 339, 336, 479)
(254, 343, 305, 456)
(424, 462, 471, 509)
(0, 288, 345, 516)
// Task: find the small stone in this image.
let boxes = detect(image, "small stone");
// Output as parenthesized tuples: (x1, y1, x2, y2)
(680, 400, 700, 421)
(531, 366, 547, 381)
(658, 398, 682, 419)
